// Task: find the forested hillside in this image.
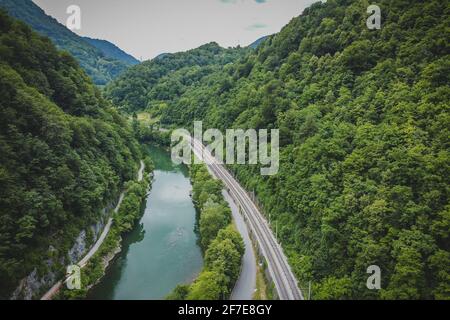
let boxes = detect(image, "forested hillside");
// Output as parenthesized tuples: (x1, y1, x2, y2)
(0, 10, 141, 298)
(0, 0, 135, 85)
(104, 42, 250, 113)
(83, 37, 139, 66)
(248, 35, 269, 49)
(106, 0, 450, 299)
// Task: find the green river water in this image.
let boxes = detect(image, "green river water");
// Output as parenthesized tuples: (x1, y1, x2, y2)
(88, 145, 203, 300)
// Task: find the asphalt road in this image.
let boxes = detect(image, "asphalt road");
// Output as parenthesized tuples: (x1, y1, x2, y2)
(189, 137, 303, 300)
(223, 190, 257, 300)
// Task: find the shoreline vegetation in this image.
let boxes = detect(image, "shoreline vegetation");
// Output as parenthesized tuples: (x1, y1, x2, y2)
(167, 163, 245, 300)
(141, 122, 268, 300)
(58, 157, 154, 300)
(0, 10, 144, 299)
(1, 0, 448, 301)
(103, 0, 450, 299)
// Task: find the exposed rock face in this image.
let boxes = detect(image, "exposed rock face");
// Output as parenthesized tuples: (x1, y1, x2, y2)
(10, 265, 58, 300)
(67, 216, 110, 264)
(68, 230, 87, 264)
(10, 204, 113, 300)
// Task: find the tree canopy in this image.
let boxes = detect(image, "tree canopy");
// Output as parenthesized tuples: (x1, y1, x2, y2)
(110, 0, 450, 299)
(0, 0, 137, 85)
(0, 10, 141, 298)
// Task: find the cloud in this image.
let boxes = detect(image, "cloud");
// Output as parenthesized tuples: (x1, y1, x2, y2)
(246, 23, 268, 31)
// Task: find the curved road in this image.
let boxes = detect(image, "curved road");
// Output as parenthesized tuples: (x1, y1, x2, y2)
(189, 137, 303, 300)
(41, 161, 145, 300)
(223, 190, 257, 300)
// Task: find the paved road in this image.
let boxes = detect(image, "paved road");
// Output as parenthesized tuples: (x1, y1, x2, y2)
(189, 137, 303, 300)
(41, 161, 145, 300)
(223, 190, 257, 300)
(78, 192, 125, 268)
(202, 165, 257, 300)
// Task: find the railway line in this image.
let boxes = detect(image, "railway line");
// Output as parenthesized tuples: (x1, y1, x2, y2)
(189, 137, 303, 300)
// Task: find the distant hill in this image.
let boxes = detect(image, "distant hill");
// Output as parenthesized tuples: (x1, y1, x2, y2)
(153, 53, 171, 61)
(105, 0, 450, 300)
(0, 9, 141, 298)
(105, 42, 249, 114)
(83, 37, 139, 65)
(248, 35, 269, 49)
(0, 0, 136, 85)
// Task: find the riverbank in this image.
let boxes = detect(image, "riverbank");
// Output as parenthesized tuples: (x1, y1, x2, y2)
(88, 145, 203, 299)
(193, 148, 262, 300)
(167, 163, 245, 300)
(52, 159, 153, 300)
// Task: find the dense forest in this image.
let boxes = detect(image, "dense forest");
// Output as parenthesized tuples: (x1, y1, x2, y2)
(0, 10, 142, 298)
(107, 0, 449, 299)
(104, 42, 250, 113)
(0, 0, 137, 85)
(60, 159, 154, 299)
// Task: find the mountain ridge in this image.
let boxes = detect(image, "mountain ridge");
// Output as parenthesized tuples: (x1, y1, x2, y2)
(106, 0, 450, 299)
(0, 0, 136, 85)
(104, 41, 250, 113)
(83, 36, 140, 66)
(248, 35, 269, 49)
(0, 9, 142, 298)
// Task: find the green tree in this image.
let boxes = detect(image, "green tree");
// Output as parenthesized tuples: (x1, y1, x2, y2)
(187, 270, 228, 300)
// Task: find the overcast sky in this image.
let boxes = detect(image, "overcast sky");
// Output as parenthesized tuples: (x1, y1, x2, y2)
(32, 0, 317, 61)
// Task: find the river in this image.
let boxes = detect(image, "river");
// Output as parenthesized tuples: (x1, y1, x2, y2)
(88, 145, 203, 300)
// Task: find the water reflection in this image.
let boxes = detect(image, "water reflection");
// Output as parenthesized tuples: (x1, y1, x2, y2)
(88, 221, 146, 300)
(88, 145, 202, 300)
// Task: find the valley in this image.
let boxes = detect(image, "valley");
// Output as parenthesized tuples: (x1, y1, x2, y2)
(0, 0, 448, 301)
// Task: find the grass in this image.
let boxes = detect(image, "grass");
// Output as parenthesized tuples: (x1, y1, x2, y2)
(253, 255, 269, 300)
(136, 112, 159, 125)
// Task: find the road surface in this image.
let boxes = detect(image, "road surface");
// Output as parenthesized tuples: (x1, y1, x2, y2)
(41, 161, 145, 300)
(189, 136, 303, 300)
(223, 190, 257, 300)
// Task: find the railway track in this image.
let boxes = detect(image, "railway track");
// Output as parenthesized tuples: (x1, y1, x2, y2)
(189, 138, 303, 300)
